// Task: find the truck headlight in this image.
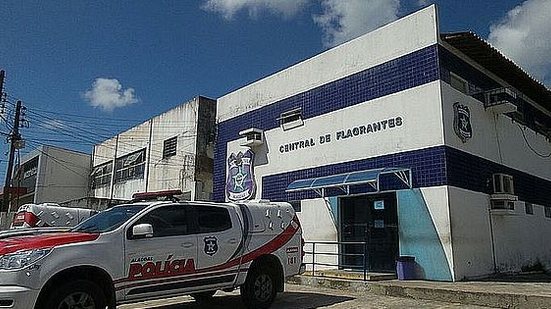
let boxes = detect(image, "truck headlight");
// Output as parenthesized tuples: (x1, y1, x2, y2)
(0, 249, 51, 270)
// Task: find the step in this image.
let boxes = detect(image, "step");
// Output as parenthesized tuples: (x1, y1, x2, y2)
(287, 275, 551, 309)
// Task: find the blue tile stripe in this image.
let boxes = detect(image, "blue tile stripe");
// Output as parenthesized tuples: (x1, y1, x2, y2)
(214, 45, 440, 201)
(446, 147, 551, 207)
(260, 145, 551, 207)
(262, 146, 447, 201)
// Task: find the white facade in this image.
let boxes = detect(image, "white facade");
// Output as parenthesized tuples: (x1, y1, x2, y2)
(92, 96, 216, 201)
(10, 145, 91, 210)
(214, 5, 551, 281)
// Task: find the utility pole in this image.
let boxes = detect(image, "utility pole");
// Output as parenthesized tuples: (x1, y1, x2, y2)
(0, 70, 5, 211)
(0, 70, 4, 111)
(2, 100, 22, 211)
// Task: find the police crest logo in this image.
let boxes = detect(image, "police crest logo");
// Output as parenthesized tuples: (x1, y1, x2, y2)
(225, 149, 256, 201)
(453, 102, 472, 143)
(204, 236, 218, 256)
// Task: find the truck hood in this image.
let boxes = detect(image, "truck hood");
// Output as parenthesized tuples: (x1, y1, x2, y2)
(0, 232, 99, 255)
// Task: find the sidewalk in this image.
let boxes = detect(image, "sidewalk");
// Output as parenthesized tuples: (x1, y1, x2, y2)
(287, 273, 551, 308)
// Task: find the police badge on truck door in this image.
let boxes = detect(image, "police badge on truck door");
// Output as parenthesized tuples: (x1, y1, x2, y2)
(204, 236, 218, 256)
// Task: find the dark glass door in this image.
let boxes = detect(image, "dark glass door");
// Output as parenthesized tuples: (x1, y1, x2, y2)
(340, 193, 398, 272)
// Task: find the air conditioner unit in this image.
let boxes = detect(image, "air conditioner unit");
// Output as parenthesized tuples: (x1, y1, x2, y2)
(483, 87, 517, 114)
(239, 128, 264, 147)
(493, 173, 514, 195)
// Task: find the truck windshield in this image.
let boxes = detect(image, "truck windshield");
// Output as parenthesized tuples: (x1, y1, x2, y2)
(72, 204, 147, 233)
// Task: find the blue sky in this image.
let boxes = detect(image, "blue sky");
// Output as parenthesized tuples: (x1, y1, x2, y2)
(0, 0, 549, 184)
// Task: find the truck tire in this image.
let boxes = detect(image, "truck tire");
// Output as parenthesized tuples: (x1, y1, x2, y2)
(191, 290, 216, 302)
(240, 267, 277, 309)
(43, 279, 107, 309)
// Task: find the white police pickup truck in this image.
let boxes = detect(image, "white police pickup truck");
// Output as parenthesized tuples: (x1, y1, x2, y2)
(0, 191, 304, 309)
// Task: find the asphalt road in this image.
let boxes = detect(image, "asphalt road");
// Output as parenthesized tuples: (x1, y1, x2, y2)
(119, 284, 493, 309)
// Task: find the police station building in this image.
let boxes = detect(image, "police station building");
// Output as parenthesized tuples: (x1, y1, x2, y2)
(214, 6, 551, 281)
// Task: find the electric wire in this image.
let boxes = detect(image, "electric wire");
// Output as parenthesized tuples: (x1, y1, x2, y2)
(517, 124, 551, 158)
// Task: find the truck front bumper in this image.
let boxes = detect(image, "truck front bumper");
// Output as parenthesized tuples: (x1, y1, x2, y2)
(0, 286, 38, 309)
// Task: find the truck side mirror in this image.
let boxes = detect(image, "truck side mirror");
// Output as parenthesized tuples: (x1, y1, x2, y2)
(132, 223, 154, 238)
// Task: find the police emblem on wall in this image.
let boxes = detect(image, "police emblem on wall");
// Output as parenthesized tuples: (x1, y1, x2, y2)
(226, 149, 256, 201)
(453, 102, 472, 143)
(204, 236, 218, 256)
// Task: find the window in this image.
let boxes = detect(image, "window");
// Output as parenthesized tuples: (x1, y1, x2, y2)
(450, 72, 469, 94)
(278, 108, 303, 131)
(545, 206, 551, 219)
(289, 201, 301, 213)
(525, 202, 534, 215)
(22, 156, 39, 179)
(194, 205, 232, 233)
(163, 136, 177, 159)
(115, 149, 146, 182)
(92, 161, 112, 188)
(133, 205, 189, 238)
(75, 204, 146, 233)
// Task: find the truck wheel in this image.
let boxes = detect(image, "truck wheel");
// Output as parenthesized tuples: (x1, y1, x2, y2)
(191, 290, 216, 302)
(240, 267, 277, 309)
(43, 279, 107, 309)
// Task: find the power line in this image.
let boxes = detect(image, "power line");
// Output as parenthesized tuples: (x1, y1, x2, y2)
(517, 124, 551, 158)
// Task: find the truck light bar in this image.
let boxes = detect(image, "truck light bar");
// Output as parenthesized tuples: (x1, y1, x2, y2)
(132, 190, 183, 201)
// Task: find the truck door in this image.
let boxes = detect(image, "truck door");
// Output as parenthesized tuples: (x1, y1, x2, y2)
(122, 204, 197, 301)
(191, 204, 243, 289)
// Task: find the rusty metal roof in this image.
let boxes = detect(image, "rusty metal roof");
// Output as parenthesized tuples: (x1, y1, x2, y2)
(441, 32, 551, 112)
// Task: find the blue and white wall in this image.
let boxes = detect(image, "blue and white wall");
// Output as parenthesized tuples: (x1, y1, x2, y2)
(215, 4, 551, 281)
(216, 6, 457, 280)
(439, 44, 551, 279)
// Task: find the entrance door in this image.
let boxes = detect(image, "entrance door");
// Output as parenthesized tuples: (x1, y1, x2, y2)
(340, 193, 398, 272)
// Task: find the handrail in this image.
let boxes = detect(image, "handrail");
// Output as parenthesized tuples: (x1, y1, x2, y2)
(304, 240, 370, 281)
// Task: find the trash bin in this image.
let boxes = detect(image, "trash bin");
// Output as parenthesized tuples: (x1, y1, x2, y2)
(396, 256, 415, 280)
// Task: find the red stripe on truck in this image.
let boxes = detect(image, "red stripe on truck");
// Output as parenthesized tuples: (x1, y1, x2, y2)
(113, 215, 301, 286)
(0, 232, 99, 255)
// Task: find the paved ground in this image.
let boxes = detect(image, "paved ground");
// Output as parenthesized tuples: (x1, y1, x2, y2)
(119, 284, 494, 309)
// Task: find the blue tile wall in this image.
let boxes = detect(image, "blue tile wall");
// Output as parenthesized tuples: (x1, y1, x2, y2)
(440, 45, 551, 134)
(214, 45, 440, 201)
(439, 46, 500, 92)
(261, 145, 551, 206)
(262, 146, 447, 201)
(215, 41, 551, 209)
(446, 147, 551, 207)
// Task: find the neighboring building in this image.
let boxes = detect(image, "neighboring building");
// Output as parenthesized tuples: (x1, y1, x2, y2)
(214, 5, 551, 281)
(9, 145, 91, 211)
(92, 96, 216, 201)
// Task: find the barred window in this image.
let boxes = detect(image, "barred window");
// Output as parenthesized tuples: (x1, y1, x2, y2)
(163, 136, 177, 159)
(92, 161, 112, 188)
(115, 149, 146, 183)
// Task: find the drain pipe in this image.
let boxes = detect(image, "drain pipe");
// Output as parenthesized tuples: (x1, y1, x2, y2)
(488, 206, 498, 273)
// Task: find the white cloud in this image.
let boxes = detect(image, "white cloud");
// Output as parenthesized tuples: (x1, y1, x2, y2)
(488, 0, 551, 85)
(314, 0, 401, 47)
(83, 78, 138, 112)
(201, 0, 309, 19)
